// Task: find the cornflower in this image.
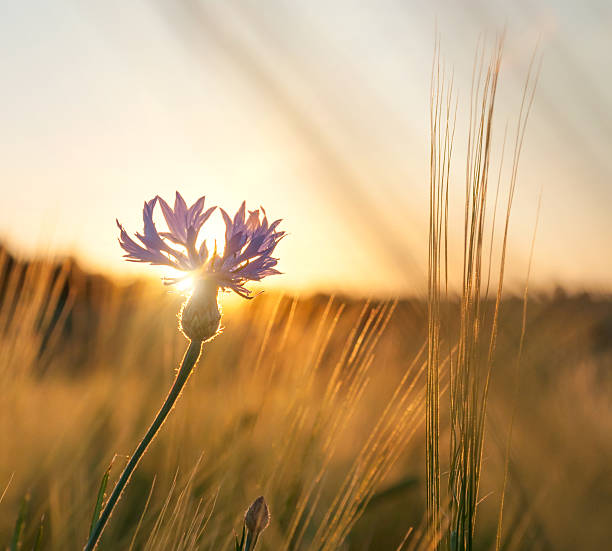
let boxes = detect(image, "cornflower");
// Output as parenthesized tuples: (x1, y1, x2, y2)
(85, 192, 284, 550)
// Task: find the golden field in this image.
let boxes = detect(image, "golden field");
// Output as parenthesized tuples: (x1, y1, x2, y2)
(1, 246, 610, 550)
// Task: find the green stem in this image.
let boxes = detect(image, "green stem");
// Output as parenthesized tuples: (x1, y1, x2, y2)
(244, 531, 259, 551)
(84, 339, 203, 550)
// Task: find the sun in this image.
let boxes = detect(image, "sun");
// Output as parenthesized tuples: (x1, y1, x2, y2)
(159, 266, 197, 294)
(174, 274, 196, 293)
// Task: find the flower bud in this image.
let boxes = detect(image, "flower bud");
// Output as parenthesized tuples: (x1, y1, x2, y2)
(244, 496, 270, 538)
(179, 278, 221, 342)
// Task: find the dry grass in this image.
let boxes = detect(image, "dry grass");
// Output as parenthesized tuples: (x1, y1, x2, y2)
(426, 36, 542, 550)
(0, 248, 428, 550)
(0, 244, 610, 550)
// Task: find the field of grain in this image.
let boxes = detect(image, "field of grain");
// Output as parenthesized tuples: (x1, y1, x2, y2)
(1, 245, 610, 550)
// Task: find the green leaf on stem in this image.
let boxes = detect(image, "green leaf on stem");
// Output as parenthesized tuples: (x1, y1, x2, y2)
(89, 457, 115, 538)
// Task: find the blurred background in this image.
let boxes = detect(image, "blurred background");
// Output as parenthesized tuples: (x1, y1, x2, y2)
(1, 0, 611, 296)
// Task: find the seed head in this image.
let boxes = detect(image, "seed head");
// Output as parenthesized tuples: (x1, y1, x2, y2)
(244, 496, 270, 538)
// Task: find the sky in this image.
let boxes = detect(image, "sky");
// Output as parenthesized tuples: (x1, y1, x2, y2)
(1, 0, 611, 296)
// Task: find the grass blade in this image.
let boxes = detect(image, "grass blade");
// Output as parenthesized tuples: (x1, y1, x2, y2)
(32, 515, 44, 551)
(89, 458, 114, 538)
(235, 524, 245, 551)
(10, 493, 30, 551)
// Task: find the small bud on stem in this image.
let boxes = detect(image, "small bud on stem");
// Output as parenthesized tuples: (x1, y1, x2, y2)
(244, 496, 270, 551)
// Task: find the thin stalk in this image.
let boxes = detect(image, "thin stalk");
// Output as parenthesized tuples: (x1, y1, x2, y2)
(85, 339, 204, 550)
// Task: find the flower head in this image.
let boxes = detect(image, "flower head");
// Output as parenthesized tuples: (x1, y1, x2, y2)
(117, 193, 284, 299)
(210, 202, 285, 298)
(157, 192, 216, 249)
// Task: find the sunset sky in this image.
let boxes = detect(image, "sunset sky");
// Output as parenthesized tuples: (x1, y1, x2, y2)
(1, 0, 611, 295)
